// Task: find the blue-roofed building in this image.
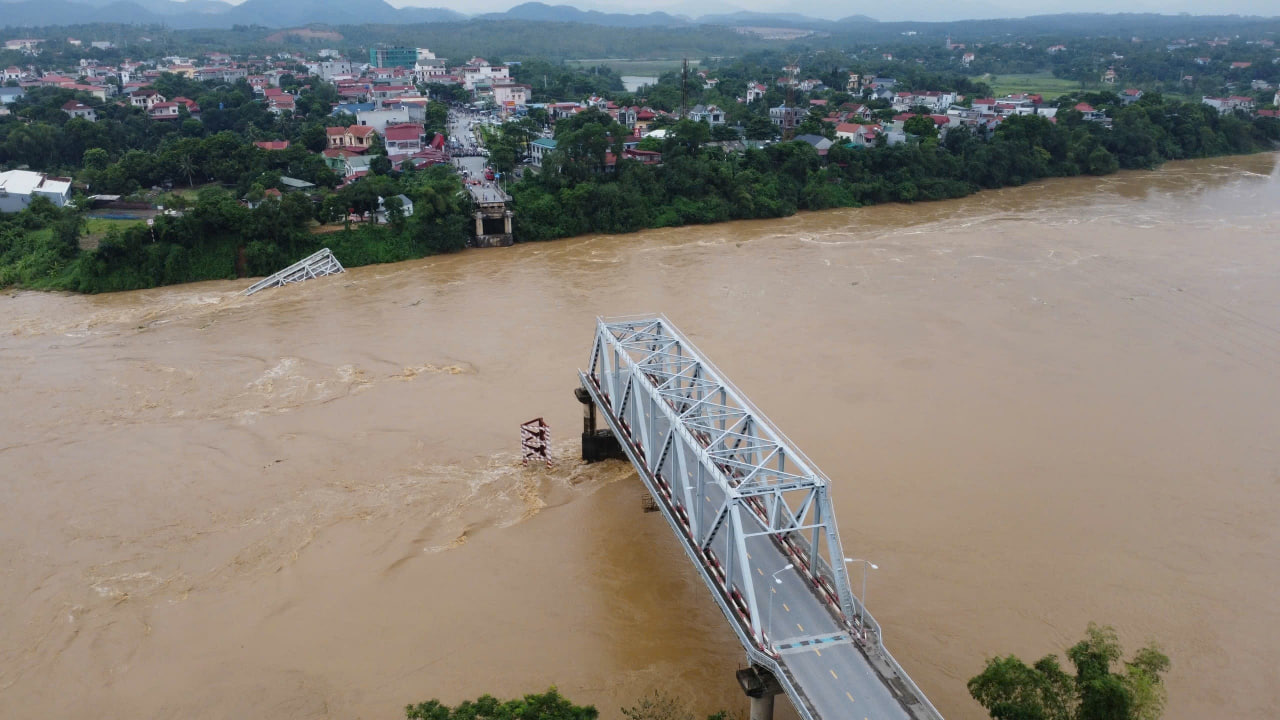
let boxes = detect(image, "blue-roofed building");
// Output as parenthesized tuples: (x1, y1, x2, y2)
(330, 102, 376, 117)
(530, 137, 557, 167)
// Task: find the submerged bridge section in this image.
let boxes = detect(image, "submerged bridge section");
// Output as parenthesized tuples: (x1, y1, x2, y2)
(242, 248, 344, 296)
(577, 315, 943, 720)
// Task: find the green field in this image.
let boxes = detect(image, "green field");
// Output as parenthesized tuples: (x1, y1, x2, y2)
(983, 73, 1091, 99)
(80, 217, 146, 250)
(565, 58, 699, 75)
(85, 217, 145, 234)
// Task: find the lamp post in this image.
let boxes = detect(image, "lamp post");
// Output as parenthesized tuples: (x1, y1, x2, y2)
(765, 563, 793, 650)
(844, 557, 878, 635)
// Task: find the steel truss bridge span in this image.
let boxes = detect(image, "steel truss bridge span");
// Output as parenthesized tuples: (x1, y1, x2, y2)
(578, 315, 943, 720)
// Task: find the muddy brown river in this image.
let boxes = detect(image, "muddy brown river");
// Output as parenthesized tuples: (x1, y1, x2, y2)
(3, 154, 1279, 720)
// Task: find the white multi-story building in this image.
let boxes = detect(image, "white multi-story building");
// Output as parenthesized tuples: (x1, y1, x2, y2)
(461, 64, 510, 91)
(0, 170, 72, 212)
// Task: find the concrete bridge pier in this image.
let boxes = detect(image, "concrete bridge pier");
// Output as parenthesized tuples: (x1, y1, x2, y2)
(736, 666, 784, 720)
(575, 386, 625, 462)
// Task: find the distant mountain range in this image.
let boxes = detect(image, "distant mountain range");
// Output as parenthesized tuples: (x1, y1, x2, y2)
(0, 0, 872, 30)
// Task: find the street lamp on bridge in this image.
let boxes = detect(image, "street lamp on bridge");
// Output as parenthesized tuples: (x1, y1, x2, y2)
(844, 558, 879, 637)
(766, 563, 793, 650)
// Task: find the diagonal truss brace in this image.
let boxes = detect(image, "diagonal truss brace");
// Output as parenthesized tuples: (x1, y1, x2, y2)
(582, 315, 863, 650)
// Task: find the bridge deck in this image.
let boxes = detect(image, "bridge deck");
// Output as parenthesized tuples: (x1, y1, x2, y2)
(580, 315, 941, 720)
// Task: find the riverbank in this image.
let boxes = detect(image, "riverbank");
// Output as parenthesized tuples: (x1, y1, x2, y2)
(2, 119, 1277, 296)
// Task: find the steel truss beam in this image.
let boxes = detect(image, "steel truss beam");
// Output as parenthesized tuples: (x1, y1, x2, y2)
(582, 315, 865, 647)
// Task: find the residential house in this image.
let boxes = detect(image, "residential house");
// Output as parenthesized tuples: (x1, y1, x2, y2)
(745, 82, 766, 103)
(621, 148, 662, 165)
(492, 83, 530, 109)
(0, 170, 72, 212)
(254, 140, 291, 151)
(688, 104, 725, 125)
(1073, 103, 1109, 123)
(1201, 96, 1254, 113)
(530, 137, 557, 167)
(844, 124, 882, 148)
(305, 60, 353, 82)
(326, 125, 379, 150)
(384, 123, 426, 154)
(460, 64, 510, 91)
(962, 52, 975, 66)
(891, 90, 957, 112)
(414, 57, 448, 83)
(375, 194, 414, 223)
(834, 122, 874, 141)
(3, 39, 43, 53)
(1120, 88, 1144, 105)
(3, 66, 24, 82)
(148, 102, 183, 120)
(245, 187, 282, 209)
(356, 107, 410, 133)
(60, 83, 112, 101)
(370, 84, 414, 107)
(271, 95, 297, 115)
(1101, 67, 1117, 84)
(61, 100, 97, 121)
(0, 87, 25, 105)
(129, 89, 165, 110)
(769, 104, 803, 132)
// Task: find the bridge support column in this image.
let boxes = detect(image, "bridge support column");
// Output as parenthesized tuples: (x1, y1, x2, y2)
(474, 211, 484, 237)
(503, 210, 513, 235)
(575, 386, 625, 463)
(749, 694, 775, 720)
(736, 666, 783, 720)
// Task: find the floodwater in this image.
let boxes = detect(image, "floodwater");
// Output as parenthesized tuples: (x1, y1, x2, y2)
(2, 154, 1279, 720)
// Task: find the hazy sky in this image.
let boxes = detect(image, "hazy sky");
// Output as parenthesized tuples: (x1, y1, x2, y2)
(386, 0, 1280, 22)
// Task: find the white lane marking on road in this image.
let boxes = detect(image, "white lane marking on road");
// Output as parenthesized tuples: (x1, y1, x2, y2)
(757, 567, 763, 575)
(797, 623, 804, 632)
(830, 669, 839, 680)
(782, 603, 790, 612)
(846, 692, 855, 703)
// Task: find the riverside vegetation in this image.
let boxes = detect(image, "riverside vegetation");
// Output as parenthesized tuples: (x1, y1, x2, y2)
(405, 625, 1168, 720)
(1, 64, 1277, 293)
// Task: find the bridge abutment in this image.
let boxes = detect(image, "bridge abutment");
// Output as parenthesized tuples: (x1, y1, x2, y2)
(736, 666, 783, 720)
(575, 386, 625, 462)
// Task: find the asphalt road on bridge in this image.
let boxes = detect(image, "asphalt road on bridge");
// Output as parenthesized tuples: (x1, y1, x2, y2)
(696, 478, 912, 720)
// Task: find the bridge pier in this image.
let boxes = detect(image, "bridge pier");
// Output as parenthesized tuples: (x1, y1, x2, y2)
(736, 666, 783, 720)
(575, 386, 625, 462)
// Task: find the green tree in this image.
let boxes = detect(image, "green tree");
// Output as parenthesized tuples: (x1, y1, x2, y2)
(969, 624, 1170, 720)
(405, 688, 597, 720)
(903, 115, 939, 139)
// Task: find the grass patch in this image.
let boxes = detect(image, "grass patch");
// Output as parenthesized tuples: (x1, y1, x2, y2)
(566, 58, 698, 76)
(983, 73, 1092, 99)
(85, 217, 145, 234)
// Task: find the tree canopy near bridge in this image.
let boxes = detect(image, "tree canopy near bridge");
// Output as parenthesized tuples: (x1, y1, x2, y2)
(969, 623, 1171, 720)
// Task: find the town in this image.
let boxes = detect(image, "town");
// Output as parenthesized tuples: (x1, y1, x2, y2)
(0, 21, 1278, 290)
